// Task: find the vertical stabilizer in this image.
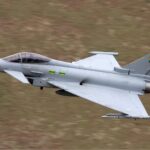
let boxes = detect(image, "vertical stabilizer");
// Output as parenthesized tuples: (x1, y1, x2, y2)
(125, 54, 150, 75)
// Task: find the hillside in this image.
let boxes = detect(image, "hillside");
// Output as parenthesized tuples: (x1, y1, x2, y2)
(0, 0, 150, 149)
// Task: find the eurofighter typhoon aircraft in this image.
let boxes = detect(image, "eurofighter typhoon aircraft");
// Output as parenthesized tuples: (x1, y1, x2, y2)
(0, 51, 150, 119)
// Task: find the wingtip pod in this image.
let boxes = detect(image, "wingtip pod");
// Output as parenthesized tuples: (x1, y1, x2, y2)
(89, 51, 119, 56)
(102, 113, 150, 119)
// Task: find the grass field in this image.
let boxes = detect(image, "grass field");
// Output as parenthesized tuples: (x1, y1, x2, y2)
(0, 0, 150, 149)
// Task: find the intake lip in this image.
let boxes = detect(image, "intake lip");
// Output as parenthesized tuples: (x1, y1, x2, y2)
(0, 59, 4, 72)
(145, 82, 150, 93)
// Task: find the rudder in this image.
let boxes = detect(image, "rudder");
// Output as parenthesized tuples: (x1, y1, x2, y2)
(125, 54, 150, 75)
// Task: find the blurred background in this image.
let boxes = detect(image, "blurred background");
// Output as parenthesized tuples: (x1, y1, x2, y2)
(0, 0, 150, 149)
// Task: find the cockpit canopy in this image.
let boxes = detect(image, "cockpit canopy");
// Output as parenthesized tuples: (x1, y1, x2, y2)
(3, 52, 50, 64)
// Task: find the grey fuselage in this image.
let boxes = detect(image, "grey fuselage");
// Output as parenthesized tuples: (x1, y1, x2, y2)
(0, 59, 149, 95)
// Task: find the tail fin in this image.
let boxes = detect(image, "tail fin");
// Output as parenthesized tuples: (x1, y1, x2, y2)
(125, 54, 150, 75)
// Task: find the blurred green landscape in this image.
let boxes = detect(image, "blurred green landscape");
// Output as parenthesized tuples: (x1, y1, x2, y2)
(0, 0, 150, 149)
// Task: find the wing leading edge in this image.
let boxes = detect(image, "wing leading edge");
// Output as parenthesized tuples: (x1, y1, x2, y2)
(48, 81, 148, 117)
(73, 51, 120, 71)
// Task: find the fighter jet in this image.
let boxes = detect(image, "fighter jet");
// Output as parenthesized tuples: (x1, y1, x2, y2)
(0, 51, 150, 119)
